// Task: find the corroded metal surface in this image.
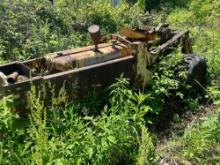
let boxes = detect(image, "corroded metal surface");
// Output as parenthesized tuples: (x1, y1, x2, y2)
(43, 56, 134, 105)
(88, 25, 102, 51)
(0, 23, 194, 110)
(45, 43, 131, 72)
(0, 56, 134, 110)
(120, 27, 159, 41)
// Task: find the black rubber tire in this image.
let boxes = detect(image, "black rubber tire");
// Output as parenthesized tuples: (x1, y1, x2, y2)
(184, 54, 207, 89)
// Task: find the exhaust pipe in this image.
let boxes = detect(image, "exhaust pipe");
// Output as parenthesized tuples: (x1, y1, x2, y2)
(88, 25, 102, 52)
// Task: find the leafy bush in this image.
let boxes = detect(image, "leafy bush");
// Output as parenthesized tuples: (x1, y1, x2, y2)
(167, 0, 220, 80)
(0, 0, 143, 62)
(165, 87, 220, 164)
(0, 79, 156, 164)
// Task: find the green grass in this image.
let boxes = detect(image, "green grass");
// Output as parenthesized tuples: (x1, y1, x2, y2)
(0, 80, 156, 164)
(156, 87, 220, 164)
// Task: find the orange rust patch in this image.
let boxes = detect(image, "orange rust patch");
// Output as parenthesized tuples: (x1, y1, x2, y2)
(45, 43, 131, 72)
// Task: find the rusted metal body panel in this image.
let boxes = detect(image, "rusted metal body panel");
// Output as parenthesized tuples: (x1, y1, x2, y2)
(0, 56, 134, 105)
(43, 56, 134, 105)
(45, 43, 131, 72)
(0, 24, 193, 110)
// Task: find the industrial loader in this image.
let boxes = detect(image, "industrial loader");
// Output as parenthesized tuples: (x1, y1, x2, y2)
(0, 24, 206, 109)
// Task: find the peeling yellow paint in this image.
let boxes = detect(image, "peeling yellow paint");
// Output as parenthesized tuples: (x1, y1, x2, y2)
(135, 43, 152, 89)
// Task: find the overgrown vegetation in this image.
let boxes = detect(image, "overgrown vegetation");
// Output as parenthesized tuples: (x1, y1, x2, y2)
(0, 0, 142, 61)
(157, 87, 220, 164)
(0, 0, 220, 164)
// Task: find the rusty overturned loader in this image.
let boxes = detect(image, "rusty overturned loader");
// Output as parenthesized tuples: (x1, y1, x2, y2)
(0, 24, 206, 108)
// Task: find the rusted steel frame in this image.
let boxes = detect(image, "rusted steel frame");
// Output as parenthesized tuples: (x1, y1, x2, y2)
(45, 42, 131, 73)
(0, 76, 42, 98)
(41, 55, 135, 104)
(44, 55, 134, 80)
(22, 57, 45, 68)
(0, 61, 20, 75)
(131, 42, 152, 89)
(101, 34, 133, 46)
(120, 27, 159, 42)
(49, 43, 112, 58)
(0, 56, 135, 100)
(22, 58, 51, 76)
(181, 32, 193, 54)
(0, 62, 32, 86)
(150, 31, 190, 55)
(0, 62, 30, 76)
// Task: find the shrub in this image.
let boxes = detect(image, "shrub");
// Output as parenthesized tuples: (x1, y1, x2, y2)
(0, 0, 143, 61)
(0, 79, 155, 164)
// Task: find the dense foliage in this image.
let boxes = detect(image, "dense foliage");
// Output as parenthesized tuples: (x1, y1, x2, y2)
(0, 0, 220, 164)
(0, 81, 155, 164)
(0, 0, 142, 61)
